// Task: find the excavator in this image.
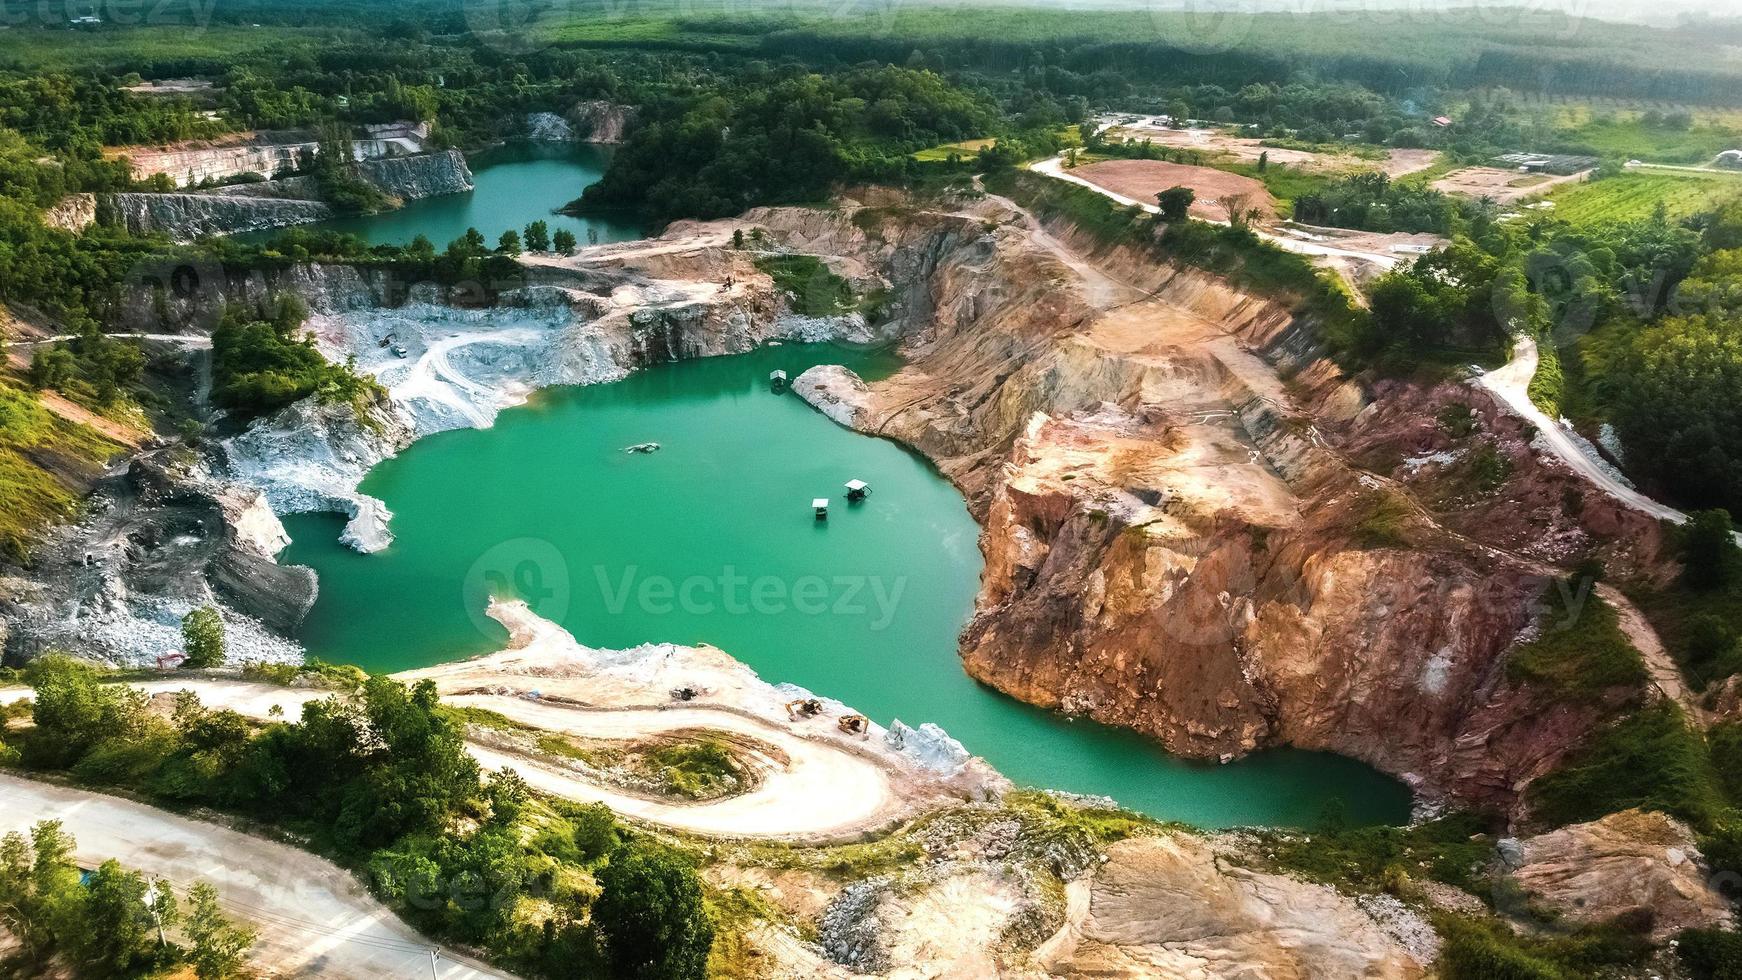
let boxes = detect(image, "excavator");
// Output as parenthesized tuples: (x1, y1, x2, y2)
(837, 714, 870, 738)
(784, 697, 823, 720)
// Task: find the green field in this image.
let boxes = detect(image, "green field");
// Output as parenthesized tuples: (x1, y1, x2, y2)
(1547, 111, 1742, 166)
(1544, 172, 1742, 226)
(911, 137, 995, 162)
(0, 24, 346, 71)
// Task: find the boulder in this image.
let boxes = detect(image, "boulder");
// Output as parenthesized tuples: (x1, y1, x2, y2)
(1510, 808, 1733, 940)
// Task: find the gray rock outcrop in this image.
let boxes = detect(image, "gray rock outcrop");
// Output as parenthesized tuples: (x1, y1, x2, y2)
(106, 193, 334, 239)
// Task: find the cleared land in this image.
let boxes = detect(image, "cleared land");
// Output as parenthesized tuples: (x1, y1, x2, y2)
(1100, 121, 1436, 177)
(1070, 159, 1276, 222)
(1433, 166, 1590, 203)
(911, 137, 995, 161)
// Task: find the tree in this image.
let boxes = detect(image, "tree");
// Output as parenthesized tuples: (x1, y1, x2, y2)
(182, 606, 225, 669)
(553, 229, 577, 255)
(76, 860, 158, 976)
(1156, 186, 1195, 223)
(1219, 192, 1257, 229)
(523, 220, 550, 252)
(593, 841, 713, 980)
(1683, 509, 1739, 590)
(496, 229, 522, 255)
(186, 882, 256, 979)
(26, 344, 76, 390)
(26, 654, 149, 766)
(0, 821, 81, 967)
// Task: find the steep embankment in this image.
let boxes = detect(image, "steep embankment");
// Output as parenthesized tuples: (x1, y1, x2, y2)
(772, 196, 1653, 816)
(85, 150, 475, 240)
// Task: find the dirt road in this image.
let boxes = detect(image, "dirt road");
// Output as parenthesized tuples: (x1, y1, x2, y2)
(1029, 155, 1403, 276)
(448, 693, 899, 839)
(1475, 337, 1712, 532)
(0, 774, 512, 980)
(3, 677, 907, 841)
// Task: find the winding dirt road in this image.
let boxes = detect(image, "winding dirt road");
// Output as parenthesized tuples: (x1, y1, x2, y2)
(1475, 336, 1738, 545)
(3, 678, 904, 841)
(0, 774, 511, 980)
(1029, 155, 1404, 274)
(447, 693, 897, 839)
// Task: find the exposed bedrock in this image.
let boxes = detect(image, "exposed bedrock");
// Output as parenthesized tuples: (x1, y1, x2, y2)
(522, 103, 635, 143)
(0, 453, 309, 668)
(95, 149, 474, 241)
(750, 200, 1650, 815)
(105, 192, 335, 240)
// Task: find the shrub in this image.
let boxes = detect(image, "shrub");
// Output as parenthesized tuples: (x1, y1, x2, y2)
(1679, 927, 1742, 980)
(181, 606, 225, 669)
(1528, 702, 1722, 829)
(594, 840, 713, 980)
(1506, 587, 1647, 704)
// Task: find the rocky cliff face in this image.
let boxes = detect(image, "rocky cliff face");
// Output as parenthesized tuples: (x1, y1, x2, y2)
(105, 192, 334, 240)
(355, 148, 474, 199)
(101, 149, 472, 242)
(750, 199, 1640, 815)
(565, 100, 635, 143)
(42, 194, 97, 233)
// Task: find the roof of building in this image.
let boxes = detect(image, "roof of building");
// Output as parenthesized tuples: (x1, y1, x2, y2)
(845, 479, 868, 491)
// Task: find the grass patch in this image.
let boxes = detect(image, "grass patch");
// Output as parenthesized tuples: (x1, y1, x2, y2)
(1435, 911, 1651, 980)
(1527, 702, 1723, 830)
(1219, 161, 1334, 213)
(1506, 586, 1648, 704)
(644, 738, 743, 800)
(1255, 811, 1495, 896)
(0, 380, 124, 561)
(1351, 490, 1415, 549)
(911, 137, 995, 162)
(1546, 111, 1742, 166)
(753, 254, 857, 316)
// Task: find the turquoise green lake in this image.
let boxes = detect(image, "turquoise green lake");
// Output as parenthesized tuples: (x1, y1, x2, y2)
(296, 142, 644, 247)
(281, 345, 1412, 829)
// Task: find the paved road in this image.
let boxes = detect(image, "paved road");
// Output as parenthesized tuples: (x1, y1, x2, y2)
(0, 774, 512, 980)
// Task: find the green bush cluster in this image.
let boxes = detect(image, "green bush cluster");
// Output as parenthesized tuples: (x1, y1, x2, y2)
(211, 295, 383, 420)
(0, 656, 715, 979)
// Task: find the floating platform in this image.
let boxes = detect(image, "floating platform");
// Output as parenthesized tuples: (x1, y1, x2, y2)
(813, 497, 830, 520)
(770, 370, 789, 392)
(845, 478, 869, 502)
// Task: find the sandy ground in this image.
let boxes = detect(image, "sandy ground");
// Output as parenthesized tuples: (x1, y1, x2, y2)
(452, 694, 898, 839)
(0, 601, 957, 841)
(1070, 159, 1275, 222)
(0, 775, 511, 980)
(1101, 120, 1439, 178)
(1433, 166, 1592, 204)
